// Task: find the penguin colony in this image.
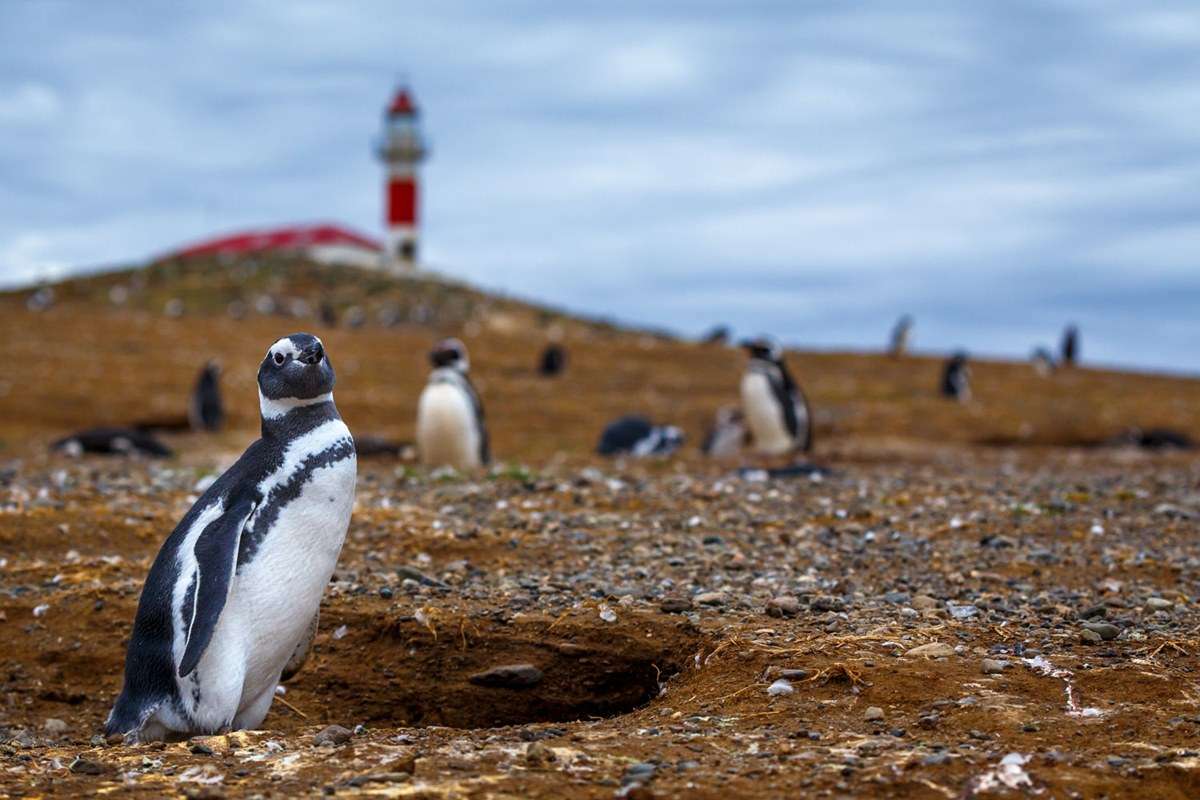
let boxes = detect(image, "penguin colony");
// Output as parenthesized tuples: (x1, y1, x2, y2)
(98, 318, 1084, 740)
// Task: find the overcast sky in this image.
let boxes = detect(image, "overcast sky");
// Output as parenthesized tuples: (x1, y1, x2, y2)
(2, 1, 1198, 372)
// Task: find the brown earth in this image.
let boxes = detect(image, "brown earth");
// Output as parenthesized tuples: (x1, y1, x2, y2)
(2, 262, 1200, 798)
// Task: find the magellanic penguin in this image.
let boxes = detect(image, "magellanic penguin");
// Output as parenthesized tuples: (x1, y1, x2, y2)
(189, 360, 225, 432)
(416, 338, 490, 470)
(1061, 324, 1079, 366)
(105, 333, 356, 742)
(890, 315, 913, 357)
(701, 405, 747, 460)
(739, 336, 813, 456)
(941, 351, 971, 402)
(596, 415, 684, 457)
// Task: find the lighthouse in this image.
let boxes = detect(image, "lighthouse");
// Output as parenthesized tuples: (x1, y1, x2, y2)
(377, 85, 427, 270)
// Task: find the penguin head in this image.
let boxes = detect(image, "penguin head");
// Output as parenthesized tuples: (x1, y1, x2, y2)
(740, 335, 782, 363)
(258, 333, 335, 404)
(429, 338, 469, 372)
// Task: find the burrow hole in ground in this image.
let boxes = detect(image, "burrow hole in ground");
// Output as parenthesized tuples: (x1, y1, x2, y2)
(289, 612, 702, 729)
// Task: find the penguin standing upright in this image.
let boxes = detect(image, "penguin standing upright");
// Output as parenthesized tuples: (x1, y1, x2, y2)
(739, 336, 813, 456)
(701, 406, 747, 460)
(188, 361, 225, 432)
(1061, 324, 1079, 366)
(416, 338, 490, 470)
(889, 315, 913, 357)
(941, 351, 971, 401)
(105, 333, 356, 742)
(538, 343, 567, 377)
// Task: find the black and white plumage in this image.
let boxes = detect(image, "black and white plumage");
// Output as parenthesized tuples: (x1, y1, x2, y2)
(188, 361, 225, 432)
(105, 333, 356, 742)
(596, 415, 684, 457)
(739, 337, 813, 456)
(941, 351, 971, 401)
(52, 427, 172, 458)
(416, 338, 490, 470)
(701, 406, 746, 460)
(538, 344, 567, 377)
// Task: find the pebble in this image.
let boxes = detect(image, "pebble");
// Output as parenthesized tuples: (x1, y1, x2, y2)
(905, 642, 955, 658)
(766, 679, 794, 696)
(1079, 603, 1108, 619)
(864, 706, 884, 722)
(313, 725, 353, 747)
(69, 755, 107, 775)
(910, 595, 938, 610)
(43, 718, 69, 734)
(981, 659, 1010, 675)
(766, 596, 800, 617)
(1080, 629, 1103, 644)
(1082, 621, 1120, 641)
(695, 591, 726, 606)
(810, 595, 845, 613)
(1146, 597, 1174, 611)
(468, 663, 544, 688)
(659, 596, 692, 614)
(623, 762, 658, 784)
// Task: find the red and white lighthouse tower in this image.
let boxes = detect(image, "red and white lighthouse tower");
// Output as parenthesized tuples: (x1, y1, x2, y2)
(377, 86, 427, 269)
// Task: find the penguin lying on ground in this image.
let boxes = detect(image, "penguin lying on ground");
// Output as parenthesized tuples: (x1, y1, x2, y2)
(105, 333, 356, 742)
(52, 427, 172, 458)
(189, 361, 224, 432)
(416, 338, 490, 470)
(739, 336, 813, 456)
(941, 351, 971, 401)
(596, 415, 684, 457)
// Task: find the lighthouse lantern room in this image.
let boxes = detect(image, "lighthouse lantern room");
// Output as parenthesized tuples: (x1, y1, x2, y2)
(376, 86, 427, 270)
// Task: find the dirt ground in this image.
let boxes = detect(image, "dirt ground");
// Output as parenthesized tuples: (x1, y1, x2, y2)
(3, 263, 1200, 798)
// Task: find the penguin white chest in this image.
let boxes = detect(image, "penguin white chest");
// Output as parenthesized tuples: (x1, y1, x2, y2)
(741, 372, 793, 455)
(416, 383, 480, 470)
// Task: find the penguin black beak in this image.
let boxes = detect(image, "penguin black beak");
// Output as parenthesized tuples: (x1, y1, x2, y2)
(298, 342, 324, 365)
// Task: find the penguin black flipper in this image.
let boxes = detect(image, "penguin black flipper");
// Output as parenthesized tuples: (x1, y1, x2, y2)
(178, 495, 257, 678)
(772, 360, 813, 453)
(462, 373, 491, 465)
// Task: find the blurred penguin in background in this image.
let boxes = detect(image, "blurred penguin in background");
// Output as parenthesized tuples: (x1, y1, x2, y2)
(1031, 347, 1056, 377)
(701, 405, 747, 460)
(1061, 324, 1079, 366)
(596, 415, 684, 457)
(416, 338, 490, 470)
(941, 352, 971, 402)
(739, 336, 813, 456)
(188, 361, 224, 432)
(539, 343, 567, 377)
(889, 315, 913, 358)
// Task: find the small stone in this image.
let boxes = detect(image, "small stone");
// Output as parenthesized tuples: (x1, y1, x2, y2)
(525, 741, 554, 766)
(69, 755, 107, 775)
(778, 668, 809, 680)
(910, 595, 938, 610)
(1080, 629, 1103, 644)
(346, 772, 412, 787)
(1082, 621, 1120, 641)
(905, 642, 954, 658)
(623, 762, 657, 784)
(864, 706, 885, 722)
(981, 659, 1009, 675)
(659, 596, 692, 614)
(43, 718, 68, 735)
(190, 742, 214, 755)
(1079, 604, 1108, 619)
(766, 596, 800, 617)
(810, 596, 845, 613)
(1146, 597, 1174, 611)
(695, 592, 726, 606)
(313, 725, 353, 747)
(766, 679, 794, 696)
(468, 663, 544, 688)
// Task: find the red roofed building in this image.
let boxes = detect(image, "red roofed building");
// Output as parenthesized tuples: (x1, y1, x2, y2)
(168, 223, 383, 268)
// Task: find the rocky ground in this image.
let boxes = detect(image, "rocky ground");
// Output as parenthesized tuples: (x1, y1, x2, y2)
(2, 264, 1200, 798)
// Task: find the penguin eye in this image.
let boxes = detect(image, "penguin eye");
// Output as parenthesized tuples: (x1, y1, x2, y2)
(273, 352, 285, 366)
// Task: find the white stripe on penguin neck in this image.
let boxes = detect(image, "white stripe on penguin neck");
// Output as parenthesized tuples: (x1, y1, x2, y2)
(259, 390, 333, 420)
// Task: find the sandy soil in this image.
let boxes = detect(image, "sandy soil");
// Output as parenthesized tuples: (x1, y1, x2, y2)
(2, 263, 1200, 798)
